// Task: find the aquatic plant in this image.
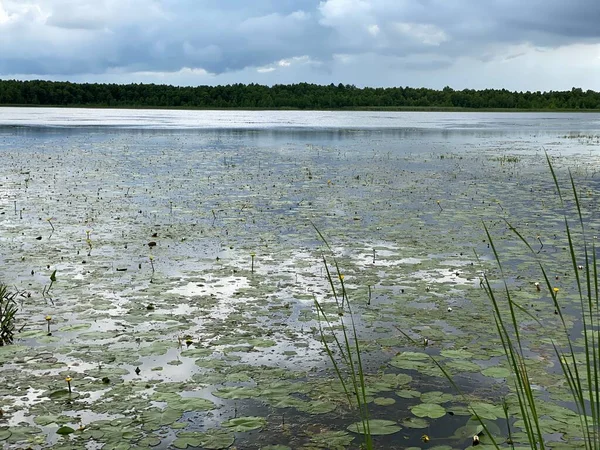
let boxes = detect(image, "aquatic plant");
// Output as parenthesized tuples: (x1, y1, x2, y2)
(0, 284, 18, 346)
(45, 270, 57, 295)
(86, 230, 92, 256)
(482, 154, 600, 449)
(65, 376, 73, 394)
(312, 224, 373, 450)
(45, 315, 52, 335)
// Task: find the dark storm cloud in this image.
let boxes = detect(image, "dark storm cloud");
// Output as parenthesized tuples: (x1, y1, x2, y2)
(0, 0, 598, 83)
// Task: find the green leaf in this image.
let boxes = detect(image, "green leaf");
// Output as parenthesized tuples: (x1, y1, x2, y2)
(0, 429, 11, 441)
(481, 366, 511, 378)
(223, 416, 267, 432)
(410, 403, 447, 419)
(347, 419, 402, 435)
(212, 386, 261, 399)
(469, 402, 504, 420)
(401, 417, 429, 429)
(309, 430, 354, 449)
(373, 397, 396, 406)
(56, 426, 75, 435)
(420, 391, 454, 404)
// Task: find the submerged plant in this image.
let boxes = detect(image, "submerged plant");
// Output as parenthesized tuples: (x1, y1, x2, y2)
(0, 284, 18, 346)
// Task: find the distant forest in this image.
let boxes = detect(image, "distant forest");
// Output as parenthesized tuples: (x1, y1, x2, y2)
(1, 79, 599, 110)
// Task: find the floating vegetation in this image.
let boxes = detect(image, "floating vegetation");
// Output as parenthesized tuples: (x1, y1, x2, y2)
(0, 117, 599, 448)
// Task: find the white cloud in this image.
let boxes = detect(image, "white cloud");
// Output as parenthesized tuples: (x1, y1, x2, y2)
(318, 0, 372, 25)
(367, 24, 380, 36)
(1, 0, 600, 90)
(394, 22, 449, 46)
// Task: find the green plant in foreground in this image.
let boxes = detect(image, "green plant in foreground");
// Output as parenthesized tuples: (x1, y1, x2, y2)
(312, 223, 373, 450)
(481, 153, 600, 449)
(0, 284, 18, 346)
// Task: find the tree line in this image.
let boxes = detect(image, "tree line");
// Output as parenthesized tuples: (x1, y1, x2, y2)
(0, 79, 599, 110)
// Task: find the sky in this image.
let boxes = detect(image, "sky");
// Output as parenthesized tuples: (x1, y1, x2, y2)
(1, 0, 599, 91)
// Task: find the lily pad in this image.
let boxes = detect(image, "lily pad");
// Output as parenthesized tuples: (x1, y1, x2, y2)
(56, 426, 76, 435)
(309, 430, 354, 449)
(373, 397, 396, 406)
(481, 366, 511, 378)
(410, 403, 447, 419)
(172, 429, 234, 449)
(420, 391, 454, 404)
(400, 417, 429, 429)
(212, 386, 261, 399)
(223, 416, 267, 432)
(347, 419, 402, 435)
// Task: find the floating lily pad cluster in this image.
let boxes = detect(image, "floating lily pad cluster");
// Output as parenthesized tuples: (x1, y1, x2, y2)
(0, 125, 597, 449)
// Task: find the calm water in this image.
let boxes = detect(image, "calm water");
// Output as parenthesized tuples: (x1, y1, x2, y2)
(2, 107, 599, 160)
(1, 107, 600, 132)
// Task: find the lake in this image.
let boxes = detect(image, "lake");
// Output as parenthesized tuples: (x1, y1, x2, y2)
(0, 108, 599, 449)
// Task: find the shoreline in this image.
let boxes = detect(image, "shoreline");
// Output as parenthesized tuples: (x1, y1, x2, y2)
(1, 103, 599, 113)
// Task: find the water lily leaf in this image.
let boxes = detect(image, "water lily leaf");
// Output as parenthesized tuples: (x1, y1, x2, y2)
(347, 419, 401, 435)
(410, 403, 446, 419)
(309, 430, 354, 449)
(297, 400, 336, 414)
(4, 426, 41, 443)
(172, 432, 203, 449)
(0, 429, 11, 441)
(56, 426, 75, 435)
(138, 436, 162, 447)
(180, 348, 213, 358)
(481, 366, 511, 378)
(374, 397, 396, 406)
(469, 402, 504, 420)
(246, 338, 277, 348)
(445, 359, 481, 372)
(453, 418, 502, 440)
(440, 349, 474, 359)
(49, 389, 71, 399)
(400, 417, 429, 429)
(420, 391, 454, 404)
(452, 422, 483, 440)
(197, 429, 235, 449)
(212, 386, 261, 399)
(59, 323, 92, 332)
(223, 416, 267, 432)
(396, 389, 421, 399)
(34, 415, 60, 426)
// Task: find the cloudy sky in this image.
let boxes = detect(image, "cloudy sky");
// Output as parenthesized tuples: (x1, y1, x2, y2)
(1, 0, 599, 91)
